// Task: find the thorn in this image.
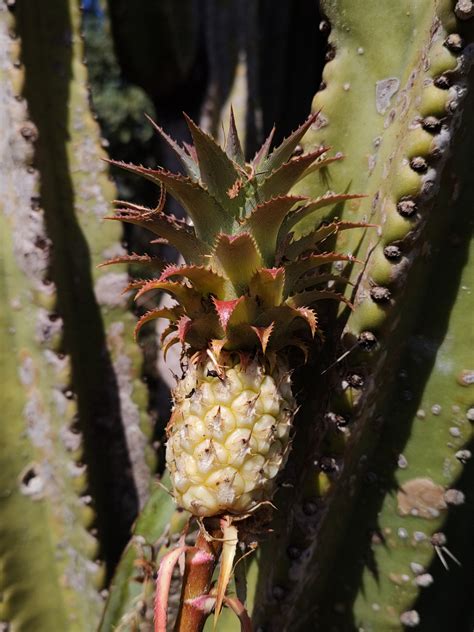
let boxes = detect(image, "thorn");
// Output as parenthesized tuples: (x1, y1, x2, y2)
(320, 341, 359, 375)
(441, 546, 461, 568)
(434, 546, 449, 571)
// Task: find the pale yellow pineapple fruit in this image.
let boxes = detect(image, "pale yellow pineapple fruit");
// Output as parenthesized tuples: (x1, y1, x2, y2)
(106, 110, 362, 519)
(167, 358, 295, 516)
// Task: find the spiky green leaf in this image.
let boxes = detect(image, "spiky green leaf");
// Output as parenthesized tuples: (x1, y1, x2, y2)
(184, 113, 244, 215)
(134, 306, 183, 339)
(106, 160, 229, 241)
(99, 252, 166, 270)
(252, 125, 275, 172)
(280, 193, 366, 237)
(145, 113, 200, 179)
(160, 264, 227, 298)
(287, 289, 353, 309)
(249, 268, 285, 308)
(261, 111, 319, 175)
(258, 148, 330, 202)
(284, 220, 374, 260)
(212, 232, 264, 293)
(284, 252, 358, 291)
(242, 195, 307, 264)
(225, 107, 245, 167)
(108, 208, 209, 263)
(134, 279, 202, 313)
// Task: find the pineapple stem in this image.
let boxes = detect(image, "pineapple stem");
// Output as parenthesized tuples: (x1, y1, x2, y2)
(174, 523, 223, 632)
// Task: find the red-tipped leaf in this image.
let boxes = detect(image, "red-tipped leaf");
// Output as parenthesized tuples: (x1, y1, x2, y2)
(106, 159, 229, 241)
(160, 264, 227, 298)
(261, 111, 319, 174)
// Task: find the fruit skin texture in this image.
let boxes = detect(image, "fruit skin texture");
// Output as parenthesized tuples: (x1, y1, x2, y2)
(167, 357, 296, 517)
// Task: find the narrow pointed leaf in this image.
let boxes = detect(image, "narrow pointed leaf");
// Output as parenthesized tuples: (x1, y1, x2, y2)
(134, 306, 183, 340)
(242, 195, 307, 264)
(108, 208, 209, 263)
(183, 141, 198, 162)
(212, 232, 264, 292)
(212, 297, 245, 331)
(214, 520, 238, 628)
(257, 305, 316, 340)
(155, 546, 191, 632)
(99, 252, 165, 270)
(280, 193, 366, 237)
(284, 220, 375, 260)
(287, 289, 353, 310)
(249, 268, 285, 308)
(122, 277, 149, 294)
(134, 279, 202, 313)
(160, 264, 227, 298)
(261, 111, 319, 174)
(183, 113, 243, 214)
(212, 297, 257, 344)
(285, 252, 359, 290)
(293, 272, 353, 293)
(145, 113, 200, 179)
(177, 315, 192, 343)
(252, 125, 276, 172)
(106, 160, 229, 241)
(225, 107, 245, 166)
(258, 148, 330, 202)
(160, 322, 177, 346)
(163, 335, 181, 361)
(296, 307, 318, 336)
(251, 323, 275, 354)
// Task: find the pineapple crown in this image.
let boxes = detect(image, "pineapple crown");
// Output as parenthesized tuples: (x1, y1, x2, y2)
(104, 110, 366, 359)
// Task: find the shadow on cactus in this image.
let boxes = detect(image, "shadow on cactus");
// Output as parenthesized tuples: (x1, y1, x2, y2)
(105, 110, 368, 631)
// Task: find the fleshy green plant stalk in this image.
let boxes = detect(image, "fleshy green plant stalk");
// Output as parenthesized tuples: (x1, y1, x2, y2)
(253, 2, 474, 630)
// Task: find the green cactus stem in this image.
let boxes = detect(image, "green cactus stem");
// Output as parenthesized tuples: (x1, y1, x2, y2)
(350, 80, 474, 631)
(14, 0, 154, 570)
(0, 2, 102, 628)
(253, 2, 474, 629)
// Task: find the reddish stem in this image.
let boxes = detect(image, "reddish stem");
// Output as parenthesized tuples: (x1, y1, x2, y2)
(174, 526, 223, 632)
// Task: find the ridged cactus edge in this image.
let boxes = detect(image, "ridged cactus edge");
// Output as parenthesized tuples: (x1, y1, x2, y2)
(253, 1, 474, 630)
(13, 0, 155, 571)
(0, 2, 102, 629)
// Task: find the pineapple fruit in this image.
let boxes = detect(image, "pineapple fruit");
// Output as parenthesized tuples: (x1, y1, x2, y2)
(105, 110, 363, 518)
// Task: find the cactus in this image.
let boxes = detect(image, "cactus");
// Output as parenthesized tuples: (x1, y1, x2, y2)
(13, 0, 155, 566)
(1, 0, 156, 627)
(1, 1, 473, 631)
(0, 3, 102, 628)
(352, 143, 474, 629)
(252, 2, 474, 630)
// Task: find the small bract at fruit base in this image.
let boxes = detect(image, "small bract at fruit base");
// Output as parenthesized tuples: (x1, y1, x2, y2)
(104, 110, 367, 631)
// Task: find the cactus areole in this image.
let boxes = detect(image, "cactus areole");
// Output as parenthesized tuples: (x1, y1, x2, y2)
(106, 110, 363, 523)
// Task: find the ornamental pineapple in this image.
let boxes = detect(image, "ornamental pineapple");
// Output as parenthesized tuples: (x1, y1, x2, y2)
(105, 110, 364, 518)
(168, 357, 295, 516)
